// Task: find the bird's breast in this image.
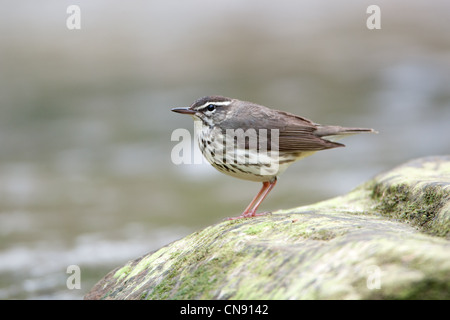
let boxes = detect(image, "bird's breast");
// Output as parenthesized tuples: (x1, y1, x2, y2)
(195, 124, 297, 182)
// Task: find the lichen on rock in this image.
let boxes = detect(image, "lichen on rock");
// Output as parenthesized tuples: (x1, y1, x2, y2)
(85, 156, 450, 300)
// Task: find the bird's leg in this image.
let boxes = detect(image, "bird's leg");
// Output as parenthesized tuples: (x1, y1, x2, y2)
(227, 178, 277, 220)
(227, 182, 270, 220)
(247, 178, 277, 217)
(242, 181, 271, 214)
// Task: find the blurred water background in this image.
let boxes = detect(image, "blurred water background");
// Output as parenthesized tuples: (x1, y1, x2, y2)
(0, 0, 449, 299)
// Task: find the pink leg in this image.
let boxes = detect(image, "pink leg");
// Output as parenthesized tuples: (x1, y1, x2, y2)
(227, 178, 277, 220)
(242, 181, 271, 214)
(247, 178, 277, 216)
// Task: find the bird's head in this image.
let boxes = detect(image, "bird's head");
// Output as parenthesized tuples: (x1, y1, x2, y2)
(171, 96, 235, 127)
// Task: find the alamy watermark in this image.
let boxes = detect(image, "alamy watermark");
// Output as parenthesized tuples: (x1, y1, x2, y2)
(366, 5, 381, 30)
(366, 265, 381, 290)
(171, 120, 281, 176)
(66, 5, 81, 30)
(65, 5, 380, 31)
(66, 264, 81, 290)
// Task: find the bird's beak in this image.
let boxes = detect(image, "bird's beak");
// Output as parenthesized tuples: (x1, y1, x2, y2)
(171, 107, 196, 115)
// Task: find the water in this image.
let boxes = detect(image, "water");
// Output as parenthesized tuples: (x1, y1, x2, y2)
(0, 0, 449, 299)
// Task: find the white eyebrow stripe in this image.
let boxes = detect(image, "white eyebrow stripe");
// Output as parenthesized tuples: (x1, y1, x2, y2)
(197, 100, 232, 110)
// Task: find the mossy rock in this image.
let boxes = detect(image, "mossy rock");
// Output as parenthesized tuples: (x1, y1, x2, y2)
(85, 156, 450, 300)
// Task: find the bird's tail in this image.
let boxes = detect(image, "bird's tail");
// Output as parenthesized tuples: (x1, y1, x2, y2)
(315, 126, 378, 141)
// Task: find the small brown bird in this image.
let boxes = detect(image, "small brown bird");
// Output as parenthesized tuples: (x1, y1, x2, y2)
(172, 96, 376, 220)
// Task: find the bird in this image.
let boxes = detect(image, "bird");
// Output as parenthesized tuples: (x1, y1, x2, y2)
(172, 96, 376, 220)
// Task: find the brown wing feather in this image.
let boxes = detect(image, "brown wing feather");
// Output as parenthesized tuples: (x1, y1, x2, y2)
(220, 104, 343, 152)
(256, 110, 344, 151)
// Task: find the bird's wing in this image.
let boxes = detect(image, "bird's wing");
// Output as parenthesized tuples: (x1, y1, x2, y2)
(273, 111, 344, 152)
(220, 106, 343, 152)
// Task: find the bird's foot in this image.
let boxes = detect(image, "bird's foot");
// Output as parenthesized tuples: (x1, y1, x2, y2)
(226, 211, 271, 220)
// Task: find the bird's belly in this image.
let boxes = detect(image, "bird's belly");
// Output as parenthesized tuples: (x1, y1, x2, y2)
(196, 126, 316, 182)
(210, 159, 292, 182)
(201, 143, 298, 182)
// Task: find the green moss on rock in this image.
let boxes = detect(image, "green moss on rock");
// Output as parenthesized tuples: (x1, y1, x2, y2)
(370, 156, 450, 237)
(85, 156, 450, 300)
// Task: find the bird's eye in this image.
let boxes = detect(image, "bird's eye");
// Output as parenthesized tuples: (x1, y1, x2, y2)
(206, 104, 216, 112)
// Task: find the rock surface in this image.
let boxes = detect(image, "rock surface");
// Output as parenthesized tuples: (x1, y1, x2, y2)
(85, 156, 450, 300)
